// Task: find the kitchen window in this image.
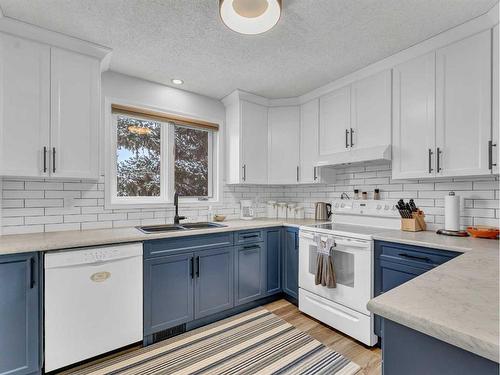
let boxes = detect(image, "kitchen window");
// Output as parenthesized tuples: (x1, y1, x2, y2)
(107, 103, 218, 207)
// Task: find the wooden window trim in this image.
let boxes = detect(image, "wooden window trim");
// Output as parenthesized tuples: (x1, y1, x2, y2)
(111, 103, 219, 131)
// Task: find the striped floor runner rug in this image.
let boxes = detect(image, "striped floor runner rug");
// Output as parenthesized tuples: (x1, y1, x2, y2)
(65, 309, 360, 375)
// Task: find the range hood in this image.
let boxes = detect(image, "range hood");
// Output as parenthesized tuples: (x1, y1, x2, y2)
(315, 145, 391, 167)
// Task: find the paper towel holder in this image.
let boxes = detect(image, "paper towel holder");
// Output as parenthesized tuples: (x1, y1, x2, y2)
(436, 192, 469, 237)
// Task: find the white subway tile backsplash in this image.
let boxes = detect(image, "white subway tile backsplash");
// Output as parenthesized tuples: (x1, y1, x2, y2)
(64, 214, 98, 223)
(45, 223, 81, 232)
(1, 164, 498, 234)
(25, 215, 63, 225)
(25, 181, 64, 191)
(25, 199, 63, 208)
(2, 208, 44, 217)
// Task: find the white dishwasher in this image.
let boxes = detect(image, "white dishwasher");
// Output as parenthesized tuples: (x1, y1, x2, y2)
(44, 243, 143, 372)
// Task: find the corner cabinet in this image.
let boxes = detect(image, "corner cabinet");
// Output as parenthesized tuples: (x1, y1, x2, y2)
(393, 29, 494, 179)
(0, 253, 41, 375)
(268, 106, 300, 184)
(0, 32, 101, 180)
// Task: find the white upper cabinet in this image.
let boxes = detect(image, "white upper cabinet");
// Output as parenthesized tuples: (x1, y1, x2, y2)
(393, 29, 494, 180)
(0, 34, 50, 177)
(240, 100, 268, 184)
(435, 30, 492, 177)
(319, 85, 351, 158)
(392, 52, 436, 179)
(299, 99, 319, 183)
(268, 106, 300, 184)
(318, 71, 392, 166)
(493, 25, 499, 174)
(50, 48, 99, 179)
(351, 70, 391, 150)
(0, 31, 103, 180)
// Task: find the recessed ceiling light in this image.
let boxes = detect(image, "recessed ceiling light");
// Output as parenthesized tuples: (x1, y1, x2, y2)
(171, 79, 184, 85)
(219, 0, 282, 35)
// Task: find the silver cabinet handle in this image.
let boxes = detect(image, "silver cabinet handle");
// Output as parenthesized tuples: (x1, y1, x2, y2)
(345, 129, 349, 148)
(43, 146, 47, 173)
(52, 147, 56, 173)
(313, 166, 317, 181)
(489, 140, 497, 170)
(436, 147, 442, 173)
(296, 166, 299, 182)
(242, 164, 246, 182)
(350, 128, 354, 147)
(428, 148, 434, 174)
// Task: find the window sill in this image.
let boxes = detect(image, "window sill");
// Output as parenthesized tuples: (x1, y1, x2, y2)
(105, 199, 220, 210)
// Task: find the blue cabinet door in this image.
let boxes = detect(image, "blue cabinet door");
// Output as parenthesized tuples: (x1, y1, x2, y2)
(194, 247, 234, 319)
(0, 253, 40, 375)
(374, 241, 459, 337)
(283, 227, 299, 299)
(234, 243, 265, 305)
(144, 253, 194, 335)
(265, 228, 281, 295)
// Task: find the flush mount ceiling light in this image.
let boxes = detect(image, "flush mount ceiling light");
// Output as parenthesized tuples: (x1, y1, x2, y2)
(219, 0, 282, 35)
(171, 78, 184, 85)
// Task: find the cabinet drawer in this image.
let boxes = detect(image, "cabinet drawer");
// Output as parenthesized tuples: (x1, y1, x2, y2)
(235, 230, 263, 244)
(377, 241, 458, 268)
(144, 232, 234, 259)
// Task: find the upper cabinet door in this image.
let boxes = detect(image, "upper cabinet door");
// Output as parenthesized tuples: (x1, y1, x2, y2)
(351, 70, 392, 150)
(493, 25, 499, 174)
(319, 86, 351, 157)
(240, 100, 268, 184)
(0, 34, 50, 177)
(435, 30, 492, 177)
(268, 106, 300, 184)
(50, 47, 99, 179)
(392, 52, 436, 179)
(300, 99, 320, 183)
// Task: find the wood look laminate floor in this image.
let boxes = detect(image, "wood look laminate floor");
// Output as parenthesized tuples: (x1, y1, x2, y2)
(265, 299, 381, 375)
(58, 299, 381, 375)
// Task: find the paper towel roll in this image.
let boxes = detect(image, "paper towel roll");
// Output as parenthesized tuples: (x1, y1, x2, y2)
(444, 192, 460, 231)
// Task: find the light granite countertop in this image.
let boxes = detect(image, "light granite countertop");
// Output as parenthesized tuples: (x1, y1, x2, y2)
(0, 218, 324, 255)
(368, 229, 499, 363)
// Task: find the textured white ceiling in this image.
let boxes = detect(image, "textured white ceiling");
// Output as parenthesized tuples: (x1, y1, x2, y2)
(0, 0, 497, 99)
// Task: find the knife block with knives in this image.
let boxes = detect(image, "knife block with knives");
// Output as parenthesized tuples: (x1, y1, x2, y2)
(397, 199, 427, 232)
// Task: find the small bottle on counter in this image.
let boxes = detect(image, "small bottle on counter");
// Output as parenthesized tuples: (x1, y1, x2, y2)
(374, 189, 380, 200)
(362, 191, 368, 200)
(353, 189, 359, 200)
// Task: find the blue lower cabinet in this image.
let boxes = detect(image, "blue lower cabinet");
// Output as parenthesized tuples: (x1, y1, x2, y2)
(0, 253, 41, 375)
(194, 247, 234, 319)
(283, 227, 299, 299)
(234, 242, 265, 305)
(374, 241, 459, 337)
(382, 319, 499, 375)
(144, 253, 194, 335)
(264, 228, 282, 296)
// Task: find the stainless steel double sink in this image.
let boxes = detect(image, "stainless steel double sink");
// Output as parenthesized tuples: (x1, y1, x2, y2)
(137, 222, 226, 234)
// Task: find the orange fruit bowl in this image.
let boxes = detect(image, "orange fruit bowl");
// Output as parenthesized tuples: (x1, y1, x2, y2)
(466, 226, 499, 239)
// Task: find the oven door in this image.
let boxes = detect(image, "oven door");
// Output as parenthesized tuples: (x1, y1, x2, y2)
(298, 230, 372, 315)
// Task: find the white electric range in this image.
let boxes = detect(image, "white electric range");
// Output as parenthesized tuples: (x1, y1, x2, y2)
(298, 199, 400, 346)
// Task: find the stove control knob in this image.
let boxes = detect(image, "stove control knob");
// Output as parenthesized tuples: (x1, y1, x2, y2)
(384, 205, 390, 210)
(340, 203, 345, 208)
(376, 204, 382, 210)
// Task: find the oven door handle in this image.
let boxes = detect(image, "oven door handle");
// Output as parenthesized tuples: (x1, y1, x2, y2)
(300, 233, 370, 249)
